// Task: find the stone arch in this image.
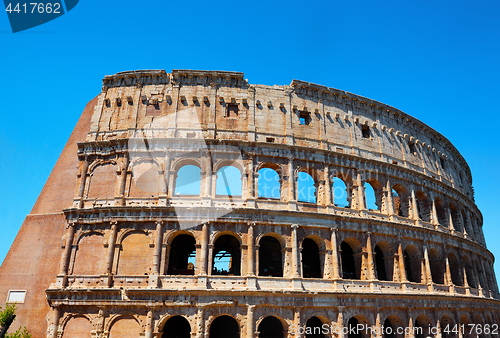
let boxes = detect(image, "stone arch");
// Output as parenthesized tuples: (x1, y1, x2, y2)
(257, 316, 286, 338)
(462, 255, 477, 288)
(116, 230, 151, 275)
(440, 315, 456, 338)
(301, 236, 323, 279)
(164, 229, 199, 246)
(72, 231, 106, 275)
(128, 158, 162, 197)
(304, 316, 327, 338)
(215, 165, 243, 197)
(208, 315, 240, 338)
(87, 161, 118, 199)
(448, 252, 463, 286)
(212, 233, 242, 276)
(384, 315, 405, 338)
(331, 171, 354, 208)
(107, 314, 142, 338)
(257, 164, 282, 200)
(374, 241, 395, 281)
(429, 248, 445, 284)
(174, 163, 202, 196)
(474, 257, 488, 290)
(213, 158, 244, 176)
(258, 234, 284, 277)
(435, 197, 447, 226)
(347, 315, 371, 338)
(450, 203, 462, 232)
(60, 314, 92, 338)
(340, 238, 363, 280)
(167, 233, 196, 275)
(415, 191, 431, 222)
(403, 244, 422, 283)
(364, 178, 384, 211)
(297, 168, 317, 203)
(414, 315, 434, 338)
(392, 184, 410, 217)
(161, 315, 192, 338)
(170, 157, 202, 173)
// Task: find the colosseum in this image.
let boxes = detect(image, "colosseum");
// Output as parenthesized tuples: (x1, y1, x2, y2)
(0, 69, 499, 337)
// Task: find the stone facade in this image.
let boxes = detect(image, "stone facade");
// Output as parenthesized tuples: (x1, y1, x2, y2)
(1, 69, 499, 337)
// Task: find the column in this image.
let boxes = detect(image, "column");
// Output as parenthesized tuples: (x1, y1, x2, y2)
(200, 223, 209, 275)
(375, 311, 382, 338)
(411, 189, 419, 221)
(423, 244, 432, 285)
(247, 305, 255, 338)
(331, 228, 340, 279)
(106, 221, 118, 274)
(294, 308, 301, 338)
(337, 307, 345, 338)
(386, 180, 394, 216)
(247, 223, 255, 276)
(48, 307, 60, 338)
(77, 156, 89, 200)
(444, 246, 452, 286)
(152, 221, 163, 274)
(357, 171, 366, 210)
(406, 309, 414, 338)
(197, 307, 205, 338)
(324, 166, 332, 206)
(292, 224, 300, 278)
(431, 197, 439, 227)
(247, 155, 255, 201)
(398, 241, 408, 283)
(161, 153, 170, 196)
(145, 309, 153, 338)
(366, 232, 376, 280)
(447, 208, 455, 232)
(119, 154, 130, 200)
(59, 221, 76, 275)
(288, 158, 296, 204)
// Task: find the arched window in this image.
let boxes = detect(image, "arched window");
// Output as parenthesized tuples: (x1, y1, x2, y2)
(415, 315, 433, 338)
(109, 316, 140, 338)
(415, 191, 431, 222)
(403, 245, 422, 283)
(216, 166, 242, 197)
(332, 177, 349, 208)
(383, 318, 395, 338)
(212, 235, 240, 276)
(175, 165, 201, 196)
(73, 233, 106, 275)
(162, 316, 191, 338)
(463, 256, 476, 288)
(340, 241, 359, 280)
(258, 236, 283, 277)
(450, 204, 462, 232)
(392, 184, 409, 218)
(210, 316, 239, 338)
(435, 198, 447, 226)
(167, 234, 196, 275)
(305, 317, 325, 338)
(440, 316, 456, 338)
(347, 318, 361, 338)
(297, 171, 316, 203)
(428, 249, 444, 285)
(375, 245, 388, 281)
(448, 253, 463, 286)
(258, 316, 284, 338)
(88, 163, 117, 198)
(364, 182, 377, 210)
(117, 232, 150, 275)
(62, 316, 92, 338)
(129, 160, 162, 197)
(302, 238, 321, 278)
(258, 168, 280, 199)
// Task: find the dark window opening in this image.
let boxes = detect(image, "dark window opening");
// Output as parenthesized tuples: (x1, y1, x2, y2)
(347, 318, 361, 338)
(299, 111, 311, 125)
(404, 250, 418, 283)
(167, 235, 196, 275)
(266, 137, 275, 143)
(209, 316, 239, 338)
(259, 237, 283, 277)
(302, 238, 322, 278)
(226, 103, 239, 117)
(341, 242, 357, 279)
(305, 317, 325, 338)
(440, 158, 446, 169)
(383, 319, 395, 338)
(258, 316, 283, 338)
(375, 245, 388, 281)
(409, 141, 416, 154)
(449, 254, 463, 286)
(361, 125, 370, 138)
(162, 316, 191, 338)
(212, 235, 241, 276)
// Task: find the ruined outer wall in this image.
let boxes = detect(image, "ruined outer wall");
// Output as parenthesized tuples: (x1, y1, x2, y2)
(0, 97, 97, 335)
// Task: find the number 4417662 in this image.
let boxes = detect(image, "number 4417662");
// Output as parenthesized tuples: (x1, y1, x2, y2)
(5, 3, 61, 14)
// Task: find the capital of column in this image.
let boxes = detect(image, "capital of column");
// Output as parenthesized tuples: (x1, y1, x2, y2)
(291, 224, 299, 229)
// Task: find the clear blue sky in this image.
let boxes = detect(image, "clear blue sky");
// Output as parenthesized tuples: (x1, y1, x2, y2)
(1, 0, 499, 278)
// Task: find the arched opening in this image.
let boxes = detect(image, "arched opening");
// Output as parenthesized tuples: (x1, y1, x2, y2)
(117, 232, 150, 275)
(461, 210, 472, 237)
(305, 317, 325, 338)
(258, 316, 284, 338)
(364, 179, 383, 211)
(383, 318, 395, 338)
(428, 249, 444, 284)
(450, 203, 462, 232)
(415, 191, 431, 222)
(332, 177, 349, 208)
(167, 234, 196, 275)
(375, 245, 388, 281)
(302, 238, 322, 278)
(258, 167, 281, 199)
(109, 316, 140, 338)
(460, 315, 472, 338)
(62, 316, 92, 338)
(475, 258, 487, 289)
(448, 252, 463, 286)
(73, 233, 106, 275)
(258, 236, 283, 277)
(174, 165, 201, 196)
(209, 315, 239, 338)
(403, 245, 422, 283)
(216, 166, 242, 197)
(440, 316, 456, 338)
(392, 184, 409, 218)
(435, 198, 447, 226)
(212, 235, 241, 276)
(297, 171, 316, 203)
(88, 163, 117, 199)
(129, 160, 162, 197)
(347, 317, 361, 338)
(162, 316, 191, 338)
(414, 315, 433, 338)
(340, 239, 361, 280)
